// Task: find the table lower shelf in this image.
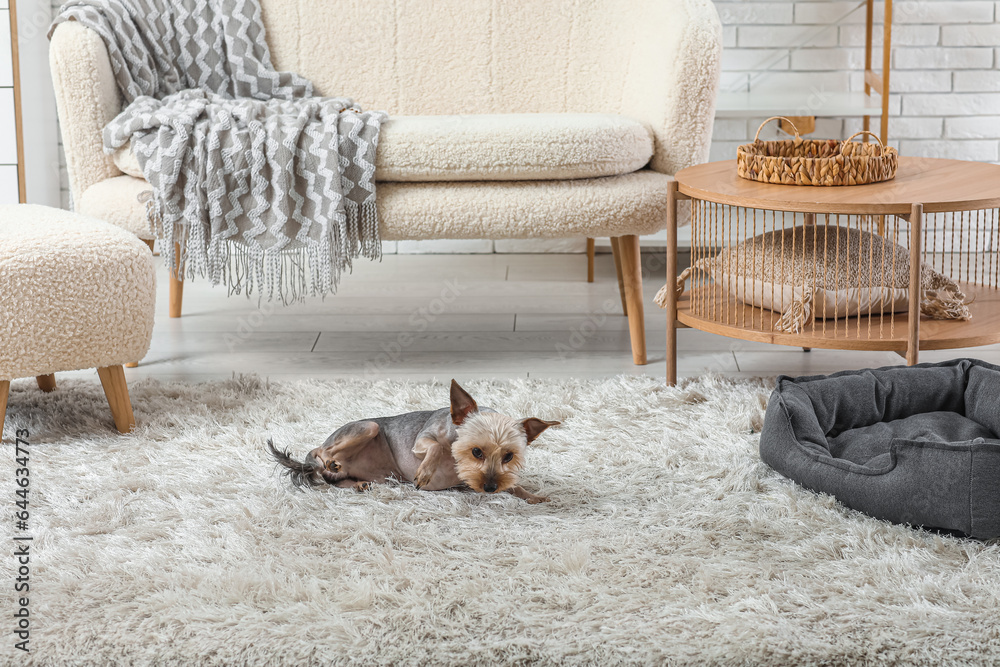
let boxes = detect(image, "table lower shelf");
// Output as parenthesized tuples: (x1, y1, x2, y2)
(676, 282, 1000, 352)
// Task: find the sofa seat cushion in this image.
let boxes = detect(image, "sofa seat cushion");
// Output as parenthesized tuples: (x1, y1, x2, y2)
(81, 171, 671, 241)
(111, 113, 655, 183)
(376, 114, 654, 181)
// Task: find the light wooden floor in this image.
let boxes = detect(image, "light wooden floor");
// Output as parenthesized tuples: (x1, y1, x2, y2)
(62, 251, 1000, 384)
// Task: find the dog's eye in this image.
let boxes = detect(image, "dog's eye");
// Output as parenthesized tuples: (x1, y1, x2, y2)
(502, 452, 514, 464)
(472, 447, 484, 459)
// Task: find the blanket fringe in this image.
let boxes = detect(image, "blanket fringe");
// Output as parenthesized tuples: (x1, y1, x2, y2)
(144, 191, 381, 303)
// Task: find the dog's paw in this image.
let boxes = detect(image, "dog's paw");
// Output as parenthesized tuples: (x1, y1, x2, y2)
(526, 495, 550, 504)
(353, 481, 372, 492)
(325, 459, 341, 473)
(414, 469, 432, 490)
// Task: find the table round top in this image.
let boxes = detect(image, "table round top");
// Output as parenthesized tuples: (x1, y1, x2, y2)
(675, 157, 1000, 215)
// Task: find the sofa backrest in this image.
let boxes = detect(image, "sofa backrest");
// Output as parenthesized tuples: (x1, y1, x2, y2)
(259, 0, 686, 116)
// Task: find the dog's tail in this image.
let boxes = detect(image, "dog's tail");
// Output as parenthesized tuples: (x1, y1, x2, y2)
(267, 439, 324, 488)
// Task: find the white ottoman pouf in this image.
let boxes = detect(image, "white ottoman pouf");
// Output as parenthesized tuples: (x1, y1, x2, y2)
(0, 204, 155, 434)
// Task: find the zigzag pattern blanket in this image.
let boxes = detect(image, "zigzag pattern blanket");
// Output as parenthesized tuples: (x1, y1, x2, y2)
(51, 0, 385, 301)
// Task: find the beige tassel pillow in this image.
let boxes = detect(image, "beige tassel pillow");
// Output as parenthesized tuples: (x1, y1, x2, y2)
(655, 226, 971, 334)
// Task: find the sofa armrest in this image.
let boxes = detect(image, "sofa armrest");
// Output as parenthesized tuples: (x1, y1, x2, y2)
(621, 0, 722, 175)
(49, 21, 123, 207)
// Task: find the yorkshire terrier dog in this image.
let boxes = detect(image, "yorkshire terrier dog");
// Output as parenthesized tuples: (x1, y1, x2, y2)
(268, 380, 558, 503)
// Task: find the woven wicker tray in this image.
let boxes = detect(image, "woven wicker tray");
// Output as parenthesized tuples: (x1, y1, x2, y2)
(737, 116, 898, 187)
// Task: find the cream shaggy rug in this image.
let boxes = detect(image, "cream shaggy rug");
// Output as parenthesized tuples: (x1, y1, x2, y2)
(2, 374, 1000, 666)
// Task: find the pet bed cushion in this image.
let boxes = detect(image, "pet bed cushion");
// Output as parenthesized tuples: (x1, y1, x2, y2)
(112, 113, 655, 182)
(759, 359, 1000, 539)
(657, 226, 970, 333)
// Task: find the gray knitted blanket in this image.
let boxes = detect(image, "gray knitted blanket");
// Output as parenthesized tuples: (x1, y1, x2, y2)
(51, 0, 385, 301)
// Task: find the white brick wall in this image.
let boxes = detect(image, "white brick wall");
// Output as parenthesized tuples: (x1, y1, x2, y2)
(714, 0, 1000, 168)
(49, 0, 1000, 253)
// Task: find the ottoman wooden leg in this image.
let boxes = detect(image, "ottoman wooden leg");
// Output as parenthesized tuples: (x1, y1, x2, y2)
(97, 365, 136, 433)
(36, 374, 57, 392)
(169, 275, 184, 318)
(617, 235, 647, 366)
(0, 381, 8, 434)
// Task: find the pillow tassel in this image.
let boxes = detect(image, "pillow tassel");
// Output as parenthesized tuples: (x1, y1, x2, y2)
(775, 287, 814, 334)
(655, 259, 714, 309)
(920, 269, 973, 321)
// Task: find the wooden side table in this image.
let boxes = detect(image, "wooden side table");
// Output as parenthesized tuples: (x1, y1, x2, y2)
(664, 157, 1000, 385)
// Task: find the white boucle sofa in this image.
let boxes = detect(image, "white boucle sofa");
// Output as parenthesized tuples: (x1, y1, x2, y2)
(49, 0, 723, 366)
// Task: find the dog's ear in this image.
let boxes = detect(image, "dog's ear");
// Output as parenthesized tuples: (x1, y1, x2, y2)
(450, 379, 478, 425)
(521, 418, 560, 443)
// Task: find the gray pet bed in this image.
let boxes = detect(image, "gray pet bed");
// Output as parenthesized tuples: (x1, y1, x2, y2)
(760, 359, 1000, 539)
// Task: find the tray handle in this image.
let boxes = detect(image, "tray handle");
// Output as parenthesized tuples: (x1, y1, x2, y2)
(843, 130, 886, 156)
(754, 116, 801, 142)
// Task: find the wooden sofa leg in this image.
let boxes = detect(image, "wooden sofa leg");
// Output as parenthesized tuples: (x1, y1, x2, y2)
(169, 275, 184, 318)
(617, 235, 647, 365)
(97, 365, 136, 433)
(609, 237, 628, 316)
(0, 380, 8, 435)
(36, 374, 57, 392)
(169, 242, 184, 318)
(586, 238, 595, 283)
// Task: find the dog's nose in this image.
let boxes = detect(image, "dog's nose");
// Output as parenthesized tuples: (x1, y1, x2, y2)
(483, 482, 498, 493)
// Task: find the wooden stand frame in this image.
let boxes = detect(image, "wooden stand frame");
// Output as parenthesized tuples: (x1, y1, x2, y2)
(863, 0, 892, 145)
(665, 181, 680, 385)
(665, 157, 1000, 386)
(906, 203, 922, 366)
(8, 0, 26, 204)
